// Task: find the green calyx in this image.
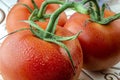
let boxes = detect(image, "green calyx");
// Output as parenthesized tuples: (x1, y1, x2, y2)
(24, 20, 81, 74)
(86, 0, 120, 24)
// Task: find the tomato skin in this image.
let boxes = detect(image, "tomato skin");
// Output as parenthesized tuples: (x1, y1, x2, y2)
(0, 22, 83, 80)
(6, 0, 67, 32)
(64, 11, 120, 71)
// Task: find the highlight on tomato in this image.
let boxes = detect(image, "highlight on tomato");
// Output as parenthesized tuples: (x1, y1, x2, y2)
(6, 0, 67, 32)
(64, 0, 120, 71)
(0, 0, 85, 80)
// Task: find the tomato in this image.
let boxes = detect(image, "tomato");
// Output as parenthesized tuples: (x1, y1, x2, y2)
(64, 10, 120, 71)
(0, 21, 83, 80)
(6, 0, 67, 32)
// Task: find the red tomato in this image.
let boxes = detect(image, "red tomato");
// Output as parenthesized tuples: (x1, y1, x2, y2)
(6, 0, 67, 32)
(0, 22, 83, 80)
(64, 10, 120, 71)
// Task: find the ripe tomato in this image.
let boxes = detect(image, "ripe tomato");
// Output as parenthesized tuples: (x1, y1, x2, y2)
(0, 22, 83, 80)
(64, 10, 120, 71)
(6, 0, 67, 32)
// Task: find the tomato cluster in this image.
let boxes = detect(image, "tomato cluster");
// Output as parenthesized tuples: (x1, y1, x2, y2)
(0, 0, 120, 80)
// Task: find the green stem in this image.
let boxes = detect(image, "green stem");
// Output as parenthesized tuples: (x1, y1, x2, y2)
(44, 2, 74, 38)
(28, 9, 38, 20)
(90, 0, 101, 21)
(31, 0, 38, 9)
(93, 13, 120, 24)
(19, 3, 33, 13)
(37, 0, 64, 18)
(0, 28, 30, 40)
(91, 0, 101, 20)
(73, 0, 90, 14)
